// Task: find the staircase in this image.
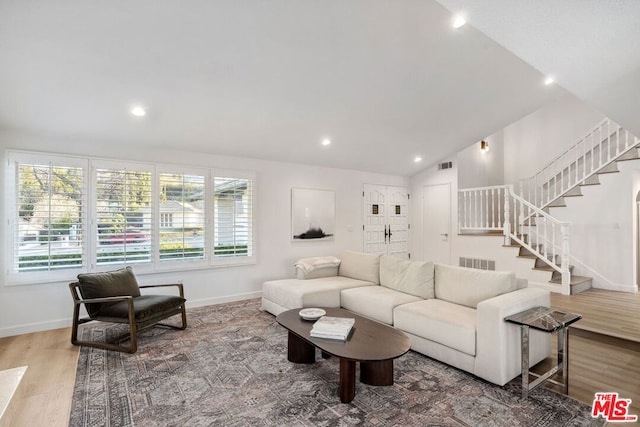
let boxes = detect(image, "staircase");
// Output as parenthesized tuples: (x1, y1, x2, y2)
(459, 119, 640, 295)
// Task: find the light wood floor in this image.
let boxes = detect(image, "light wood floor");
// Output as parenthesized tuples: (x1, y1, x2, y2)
(0, 328, 78, 427)
(0, 289, 638, 426)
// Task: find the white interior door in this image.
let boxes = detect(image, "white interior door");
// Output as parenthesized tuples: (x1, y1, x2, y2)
(363, 184, 409, 258)
(387, 186, 409, 259)
(423, 183, 451, 264)
(363, 185, 387, 255)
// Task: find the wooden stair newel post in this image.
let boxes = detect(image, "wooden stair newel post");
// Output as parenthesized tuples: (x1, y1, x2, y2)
(561, 223, 571, 295)
(503, 186, 512, 246)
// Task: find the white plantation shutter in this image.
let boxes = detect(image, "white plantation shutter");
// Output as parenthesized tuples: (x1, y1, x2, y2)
(213, 176, 254, 260)
(159, 172, 206, 262)
(12, 159, 85, 274)
(95, 165, 152, 266)
(6, 151, 258, 284)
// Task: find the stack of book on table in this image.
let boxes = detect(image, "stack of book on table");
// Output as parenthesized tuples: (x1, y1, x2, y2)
(310, 316, 355, 341)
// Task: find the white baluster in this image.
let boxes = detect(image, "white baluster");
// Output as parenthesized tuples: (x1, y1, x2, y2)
(607, 120, 611, 162)
(543, 216, 548, 260)
(582, 138, 587, 180)
(503, 187, 511, 246)
(487, 189, 491, 229)
(491, 188, 495, 229)
(464, 191, 468, 229)
(599, 125, 603, 167)
(552, 223, 556, 266)
(561, 223, 571, 295)
(576, 143, 580, 184)
(591, 131, 595, 173)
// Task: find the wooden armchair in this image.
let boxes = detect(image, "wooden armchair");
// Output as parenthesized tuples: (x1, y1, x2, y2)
(69, 266, 187, 353)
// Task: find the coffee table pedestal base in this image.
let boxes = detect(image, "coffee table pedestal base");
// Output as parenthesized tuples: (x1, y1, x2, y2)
(287, 331, 394, 403)
(361, 360, 393, 386)
(287, 331, 315, 363)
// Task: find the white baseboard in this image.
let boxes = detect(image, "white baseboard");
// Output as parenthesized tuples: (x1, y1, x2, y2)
(0, 291, 263, 339)
(186, 291, 262, 308)
(0, 318, 71, 339)
(592, 283, 637, 293)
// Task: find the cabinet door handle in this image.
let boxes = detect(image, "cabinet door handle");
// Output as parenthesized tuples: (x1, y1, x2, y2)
(384, 225, 388, 242)
(388, 226, 393, 240)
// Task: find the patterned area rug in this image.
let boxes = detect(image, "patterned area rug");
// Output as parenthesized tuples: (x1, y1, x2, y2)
(70, 299, 603, 426)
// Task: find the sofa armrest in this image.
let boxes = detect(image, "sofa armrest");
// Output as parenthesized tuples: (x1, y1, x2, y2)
(474, 288, 551, 386)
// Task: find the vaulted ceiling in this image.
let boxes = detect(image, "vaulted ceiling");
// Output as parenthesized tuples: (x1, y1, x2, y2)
(1, 1, 638, 176)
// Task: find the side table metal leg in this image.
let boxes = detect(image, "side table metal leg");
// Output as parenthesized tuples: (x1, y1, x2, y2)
(521, 325, 530, 399)
(558, 326, 569, 394)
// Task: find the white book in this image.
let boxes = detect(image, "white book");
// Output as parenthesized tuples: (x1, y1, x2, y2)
(309, 330, 350, 341)
(311, 316, 355, 339)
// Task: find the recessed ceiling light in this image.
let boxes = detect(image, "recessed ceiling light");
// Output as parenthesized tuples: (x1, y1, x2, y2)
(544, 76, 555, 85)
(414, 156, 423, 163)
(321, 138, 331, 146)
(130, 106, 147, 117)
(452, 15, 466, 29)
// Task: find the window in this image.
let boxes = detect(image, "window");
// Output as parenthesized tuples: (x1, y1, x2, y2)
(159, 172, 205, 263)
(7, 153, 87, 281)
(95, 164, 153, 266)
(6, 151, 256, 284)
(214, 176, 254, 261)
(160, 213, 173, 228)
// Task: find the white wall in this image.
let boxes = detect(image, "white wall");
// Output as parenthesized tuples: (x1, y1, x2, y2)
(550, 162, 638, 292)
(503, 94, 605, 186)
(0, 130, 408, 337)
(409, 157, 457, 263)
(457, 132, 504, 189)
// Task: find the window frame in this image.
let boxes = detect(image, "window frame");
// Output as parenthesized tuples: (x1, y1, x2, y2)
(6, 152, 89, 284)
(5, 151, 257, 285)
(155, 165, 210, 271)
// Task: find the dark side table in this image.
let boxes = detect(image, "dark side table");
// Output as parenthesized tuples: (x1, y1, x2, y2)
(505, 306, 582, 399)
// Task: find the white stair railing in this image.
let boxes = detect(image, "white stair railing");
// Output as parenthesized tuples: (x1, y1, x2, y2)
(459, 185, 571, 295)
(519, 119, 640, 208)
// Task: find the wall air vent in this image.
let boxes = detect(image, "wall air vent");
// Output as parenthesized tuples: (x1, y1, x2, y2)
(438, 161, 453, 170)
(459, 257, 495, 271)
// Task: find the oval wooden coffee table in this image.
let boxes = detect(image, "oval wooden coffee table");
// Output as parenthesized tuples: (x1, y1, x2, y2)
(276, 307, 411, 403)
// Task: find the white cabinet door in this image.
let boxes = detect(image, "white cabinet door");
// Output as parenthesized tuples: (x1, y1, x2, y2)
(363, 184, 409, 259)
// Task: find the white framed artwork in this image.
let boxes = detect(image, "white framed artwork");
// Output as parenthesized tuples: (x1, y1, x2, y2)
(291, 188, 335, 241)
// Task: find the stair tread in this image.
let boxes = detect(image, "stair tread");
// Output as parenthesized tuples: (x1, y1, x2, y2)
(533, 265, 556, 272)
(549, 275, 592, 285)
(516, 254, 537, 259)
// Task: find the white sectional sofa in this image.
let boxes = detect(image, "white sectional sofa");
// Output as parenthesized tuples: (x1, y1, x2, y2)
(261, 250, 551, 387)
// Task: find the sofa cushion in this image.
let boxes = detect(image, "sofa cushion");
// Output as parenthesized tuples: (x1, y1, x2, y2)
(93, 295, 186, 322)
(434, 264, 516, 308)
(380, 256, 434, 299)
(77, 267, 141, 318)
(262, 276, 374, 312)
(339, 251, 381, 284)
(394, 299, 477, 356)
(340, 286, 422, 325)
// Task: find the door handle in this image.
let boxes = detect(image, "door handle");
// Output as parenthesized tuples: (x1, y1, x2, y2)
(384, 225, 388, 242)
(388, 226, 392, 240)
(440, 233, 448, 237)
